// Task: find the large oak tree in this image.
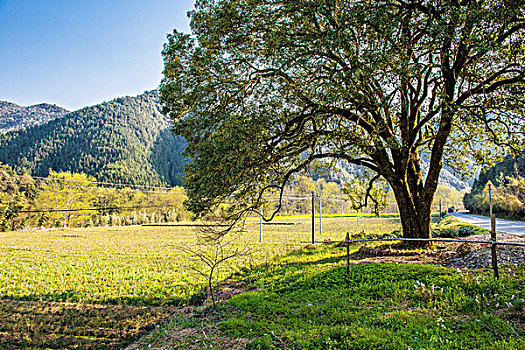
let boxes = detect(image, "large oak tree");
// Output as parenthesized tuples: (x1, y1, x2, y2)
(160, 0, 525, 241)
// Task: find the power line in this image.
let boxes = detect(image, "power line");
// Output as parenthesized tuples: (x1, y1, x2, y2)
(0, 180, 183, 195)
(12, 204, 184, 214)
(8, 174, 182, 191)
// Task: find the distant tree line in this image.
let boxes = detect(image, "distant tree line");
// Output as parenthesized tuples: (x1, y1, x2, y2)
(0, 164, 191, 231)
(250, 175, 464, 218)
(1, 163, 467, 231)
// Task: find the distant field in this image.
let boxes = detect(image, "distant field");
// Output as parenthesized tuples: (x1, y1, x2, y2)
(0, 216, 401, 349)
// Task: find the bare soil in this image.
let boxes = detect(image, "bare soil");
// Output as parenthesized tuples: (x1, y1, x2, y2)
(350, 233, 525, 268)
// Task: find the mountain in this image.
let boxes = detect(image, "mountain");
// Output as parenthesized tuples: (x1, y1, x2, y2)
(0, 101, 68, 133)
(423, 161, 470, 192)
(317, 159, 470, 192)
(468, 154, 525, 195)
(0, 91, 469, 191)
(0, 91, 187, 187)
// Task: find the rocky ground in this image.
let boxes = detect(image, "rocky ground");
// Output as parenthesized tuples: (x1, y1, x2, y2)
(353, 233, 525, 269)
(440, 233, 525, 268)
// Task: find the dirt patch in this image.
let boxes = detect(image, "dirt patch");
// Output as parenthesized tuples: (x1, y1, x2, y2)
(125, 281, 254, 350)
(0, 299, 174, 350)
(437, 234, 525, 268)
(125, 305, 250, 350)
(347, 234, 525, 269)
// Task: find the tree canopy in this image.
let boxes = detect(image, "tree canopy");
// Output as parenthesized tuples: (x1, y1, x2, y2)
(161, 0, 525, 240)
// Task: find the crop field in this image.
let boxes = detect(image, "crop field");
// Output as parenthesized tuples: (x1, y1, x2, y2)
(0, 216, 400, 349)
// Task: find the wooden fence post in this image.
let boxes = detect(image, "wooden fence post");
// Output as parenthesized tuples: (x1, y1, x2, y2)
(346, 232, 350, 276)
(491, 214, 499, 279)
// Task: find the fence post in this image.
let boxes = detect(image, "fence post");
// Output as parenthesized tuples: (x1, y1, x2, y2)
(491, 214, 499, 279)
(346, 232, 350, 275)
(319, 197, 322, 236)
(311, 192, 315, 244)
(259, 205, 263, 243)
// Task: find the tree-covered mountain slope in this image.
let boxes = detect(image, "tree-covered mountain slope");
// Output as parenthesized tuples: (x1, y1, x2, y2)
(0, 101, 69, 133)
(466, 155, 524, 194)
(464, 154, 525, 216)
(0, 91, 187, 187)
(317, 159, 470, 192)
(0, 91, 468, 191)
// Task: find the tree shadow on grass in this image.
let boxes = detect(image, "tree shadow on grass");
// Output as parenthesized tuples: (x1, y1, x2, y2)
(0, 299, 174, 350)
(2, 290, 186, 307)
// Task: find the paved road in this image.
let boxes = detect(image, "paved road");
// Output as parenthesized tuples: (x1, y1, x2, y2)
(449, 212, 525, 236)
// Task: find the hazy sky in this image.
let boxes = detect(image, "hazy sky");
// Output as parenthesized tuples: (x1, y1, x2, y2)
(0, 0, 194, 110)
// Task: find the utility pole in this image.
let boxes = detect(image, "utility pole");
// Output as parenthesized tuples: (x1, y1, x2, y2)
(259, 205, 263, 243)
(491, 214, 499, 278)
(319, 197, 322, 235)
(311, 192, 315, 244)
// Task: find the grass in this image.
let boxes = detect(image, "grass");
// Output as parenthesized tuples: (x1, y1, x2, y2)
(0, 216, 397, 349)
(133, 242, 525, 349)
(432, 216, 489, 238)
(226, 251, 524, 349)
(6, 215, 515, 349)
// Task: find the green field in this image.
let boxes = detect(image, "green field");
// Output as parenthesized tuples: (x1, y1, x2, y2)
(0, 216, 400, 349)
(132, 244, 525, 350)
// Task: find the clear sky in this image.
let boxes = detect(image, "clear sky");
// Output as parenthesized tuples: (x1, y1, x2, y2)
(0, 0, 194, 110)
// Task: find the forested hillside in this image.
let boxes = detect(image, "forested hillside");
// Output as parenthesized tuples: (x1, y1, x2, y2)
(464, 155, 525, 218)
(0, 101, 68, 133)
(0, 91, 187, 187)
(0, 91, 469, 191)
(315, 159, 469, 192)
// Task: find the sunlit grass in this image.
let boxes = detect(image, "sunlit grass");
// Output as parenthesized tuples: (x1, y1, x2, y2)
(0, 216, 401, 349)
(139, 244, 525, 350)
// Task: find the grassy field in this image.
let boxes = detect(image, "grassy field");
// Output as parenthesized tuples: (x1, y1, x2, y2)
(132, 245, 525, 350)
(0, 216, 399, 349)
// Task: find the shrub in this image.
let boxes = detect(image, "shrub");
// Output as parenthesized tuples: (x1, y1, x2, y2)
(457, 225, 475, 237)
(433, 228, 459, 238)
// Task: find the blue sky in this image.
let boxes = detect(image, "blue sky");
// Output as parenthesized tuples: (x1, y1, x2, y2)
(0, 0, 194, 110)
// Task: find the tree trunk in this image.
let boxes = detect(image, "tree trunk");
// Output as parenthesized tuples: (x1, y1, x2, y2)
(391, 182, 432, 247)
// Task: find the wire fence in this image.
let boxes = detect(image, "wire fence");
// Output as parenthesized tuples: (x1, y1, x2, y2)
(303, 215, 524, 279)
(3, 174, 523, 279)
